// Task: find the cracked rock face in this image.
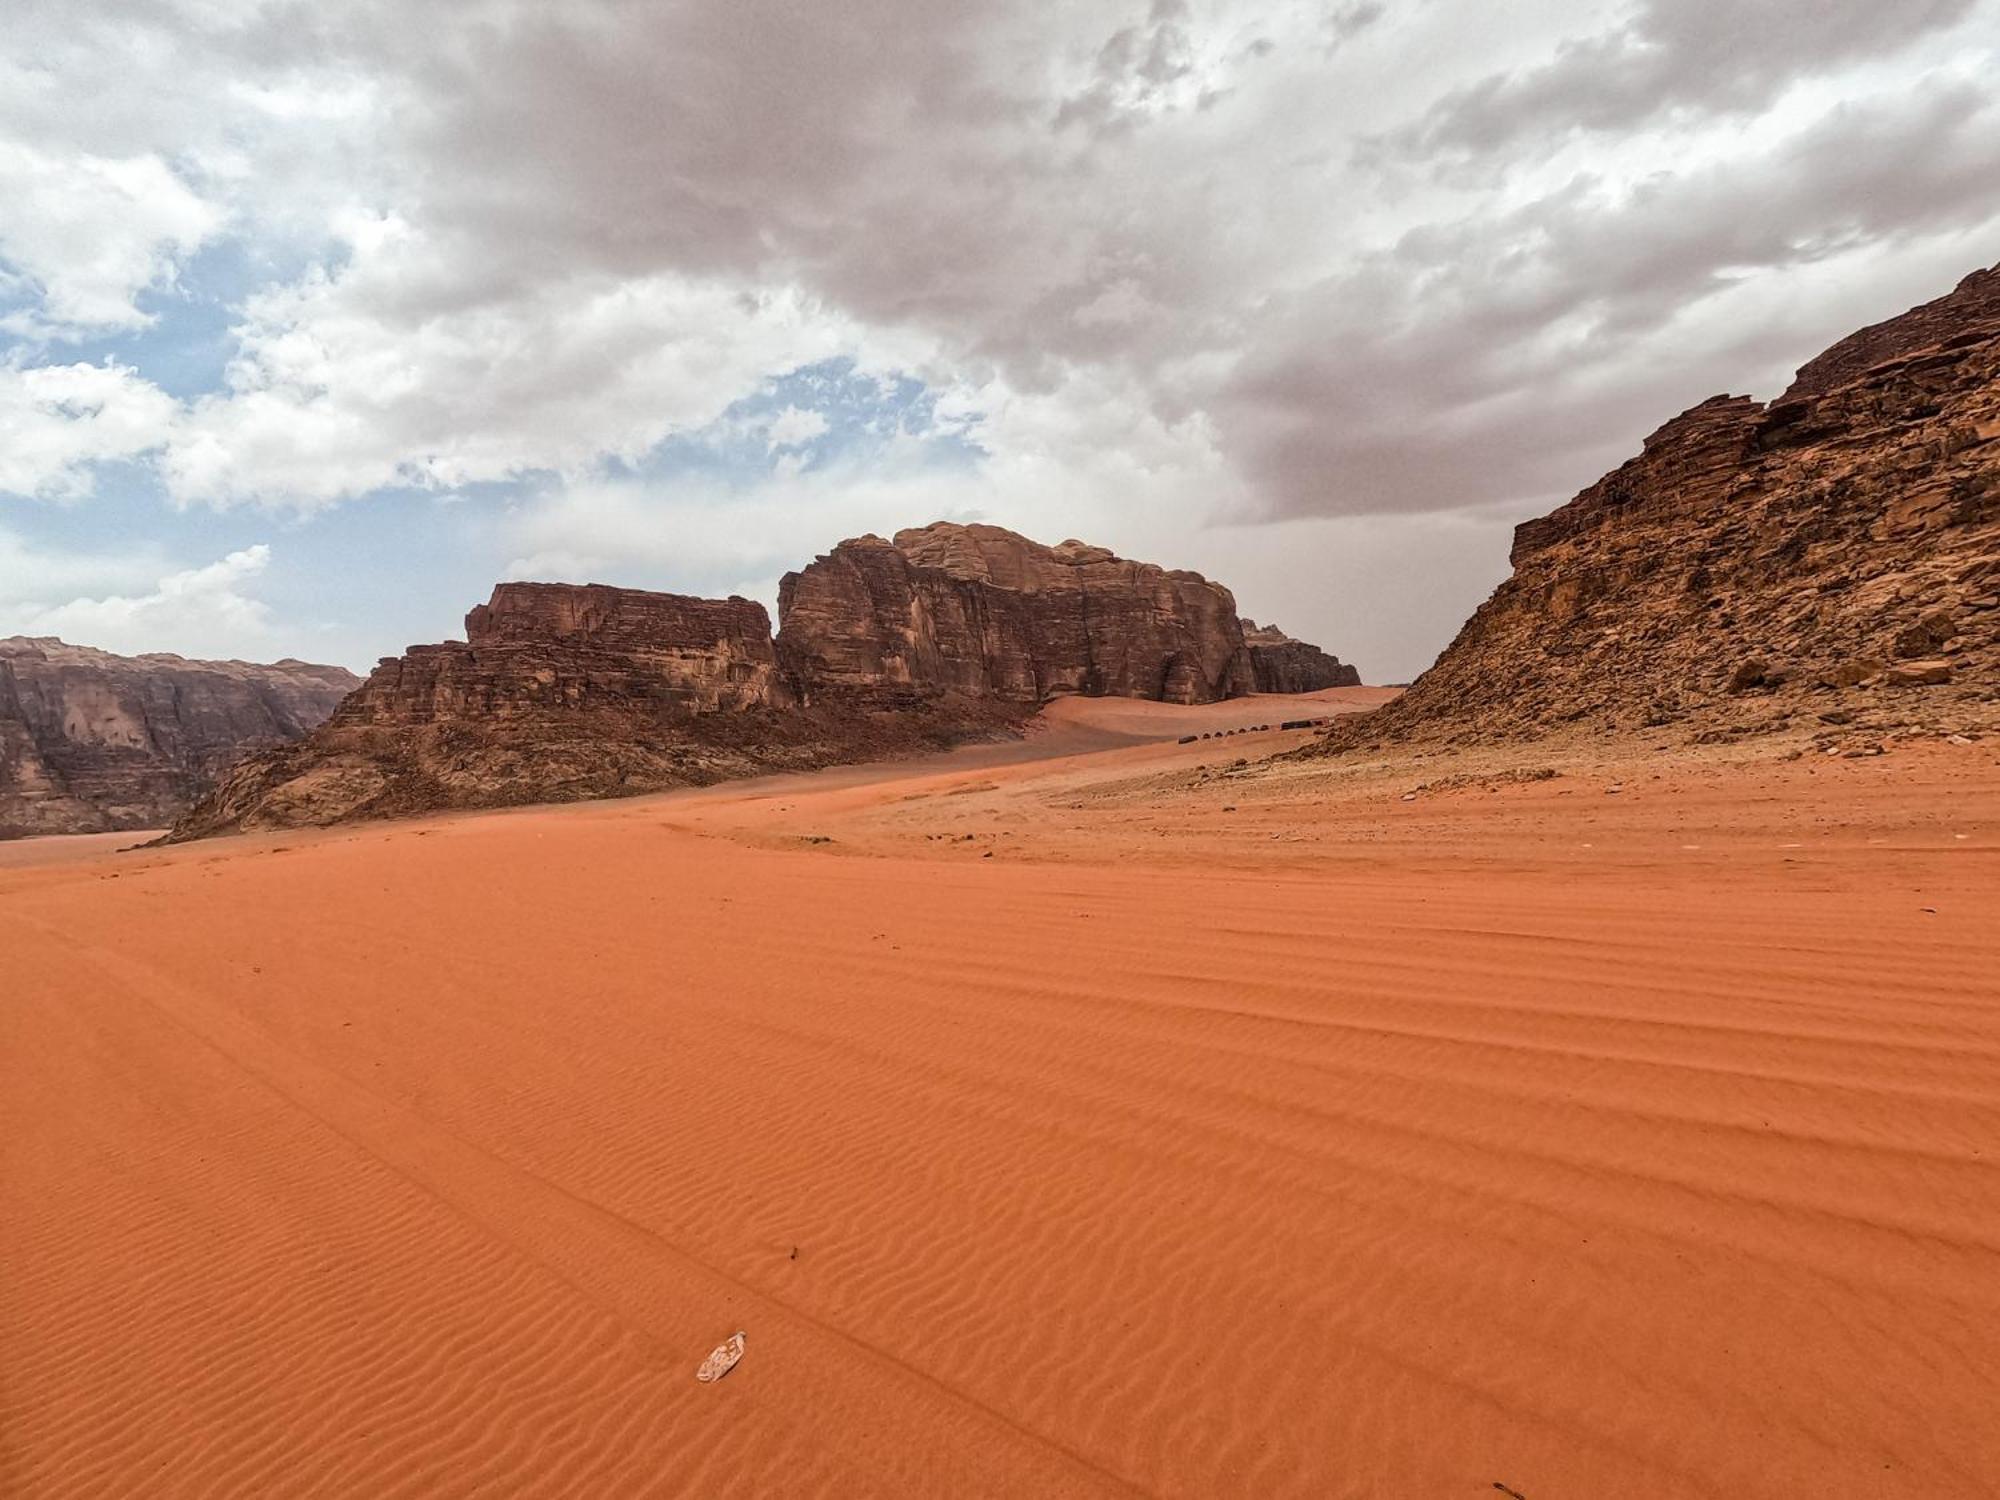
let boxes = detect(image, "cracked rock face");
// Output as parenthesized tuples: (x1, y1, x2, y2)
(0, 638, 359, 837)
(775, 522, 1262, 706)
(1310, 263, 2000, 752)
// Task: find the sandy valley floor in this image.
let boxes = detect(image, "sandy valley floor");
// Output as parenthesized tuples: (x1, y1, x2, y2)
(4, 688, 1997, 1498)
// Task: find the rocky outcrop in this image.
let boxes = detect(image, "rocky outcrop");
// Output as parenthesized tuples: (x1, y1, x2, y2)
(1308, 263, 2000, 752)
(165, 581, 1027, 838)
(0, 638, 358, 837)
(1241, 620, 1361, 694)
(170, 529, 1361, 838)
(777, 523, 1260, 705)
(1782, 265, 2000, 404)
(342, 583, 792, 727)
(464, 584, 787, 711)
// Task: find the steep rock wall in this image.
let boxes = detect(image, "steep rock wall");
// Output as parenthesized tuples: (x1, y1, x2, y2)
(1308, 264, 2000, 751)
(0, 638, 358, 836)
(776, 523, 1259, 706)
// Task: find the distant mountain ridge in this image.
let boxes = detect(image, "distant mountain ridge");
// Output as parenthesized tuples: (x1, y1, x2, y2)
(0, 637, 360, 837)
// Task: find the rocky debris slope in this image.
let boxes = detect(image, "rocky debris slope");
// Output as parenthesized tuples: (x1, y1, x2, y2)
(776, 523, 1261, 705)
(0, 638, 358, 837)
(169, 529, 1361, 838)
(1307, 263, 2000, 755)
(1241, 620, 1361, 693)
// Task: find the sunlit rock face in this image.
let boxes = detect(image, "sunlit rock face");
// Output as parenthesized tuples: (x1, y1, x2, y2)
(165, 576, 1025, 839)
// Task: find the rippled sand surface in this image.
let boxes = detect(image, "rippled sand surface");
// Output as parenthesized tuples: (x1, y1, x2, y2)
(5, 695, 1996, 1498)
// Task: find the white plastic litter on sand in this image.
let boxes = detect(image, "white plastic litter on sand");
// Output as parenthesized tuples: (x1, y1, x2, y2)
(696, 1331, 746, 1383)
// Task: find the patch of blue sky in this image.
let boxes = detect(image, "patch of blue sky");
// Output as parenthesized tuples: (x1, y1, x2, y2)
(0, 276, 40, 347)
(52, 245, 252, 398)
(0, 235, 326, 398)
(615, 357, 986, 488)
(252, 489, 520, 665)
(5, 460, 505, 669)
(2, 343, 990, 668)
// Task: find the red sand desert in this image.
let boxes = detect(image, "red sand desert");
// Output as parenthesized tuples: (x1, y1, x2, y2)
(4, 689, 1998, 1498)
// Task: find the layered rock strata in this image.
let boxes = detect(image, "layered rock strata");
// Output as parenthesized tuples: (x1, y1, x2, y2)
(0, 638, 358, 837)
(348, 583, 792, 725)
(776, 523, 1260, 705)
(168, 583, 1017, 838)
(1310, 264, 2000, 751)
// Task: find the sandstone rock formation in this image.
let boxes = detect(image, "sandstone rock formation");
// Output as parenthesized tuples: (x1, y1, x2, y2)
(1310, 263, 2000, 752)
(370, 583, 792, 723)
(0, 638, 358, 837)
(1781, 265, 2000, 404)
(1241, 620, 1361, 694)
(170, 529, 1360, 838)
(166, 582, 1027, 838)
(776, 523, 1260, 705)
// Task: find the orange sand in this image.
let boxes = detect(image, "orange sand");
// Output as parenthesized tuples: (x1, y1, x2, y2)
(4, 693, 1997, 1498)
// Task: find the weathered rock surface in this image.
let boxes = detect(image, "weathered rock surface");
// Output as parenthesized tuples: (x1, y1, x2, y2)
(0, 638, 358, 837)
(166, 581, 1028, 838)
(776, 523, 1260, 706)
(1782, 266, 2000, 404)
(170, 529, 1360, 838)
(349, 583, 793, 726)
(1310, 263, 2000, 752)
(1241, 619, 1361, 694)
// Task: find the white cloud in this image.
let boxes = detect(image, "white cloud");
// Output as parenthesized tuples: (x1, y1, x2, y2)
(500, 465, 997, 598)
(0, 526, 167, 606)
(161, 216, 861, 508)
(764, 405, 830, 452)
(0, 544, 277, 659)
(496, 363, 1241, 613)
(3, 0, 2000, 678)
(14, 3, 2000, 534)
(490, 367, 1498, 683)
(0, 143, 218, 336)
(0, 360, 178, 500)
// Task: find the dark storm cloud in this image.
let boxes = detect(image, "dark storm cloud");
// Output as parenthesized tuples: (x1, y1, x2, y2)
(8, 0, 2000, 531)
(1054, 0, 1198, 136)
(229, 0, 1999, 524)
(1217, 82, 2000, 519)
(7, 0, 2000, 679)
(1394, 0, 1982, 159)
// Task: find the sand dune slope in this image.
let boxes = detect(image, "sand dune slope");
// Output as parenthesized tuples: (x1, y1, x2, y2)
(3, 728, 1997, 1498)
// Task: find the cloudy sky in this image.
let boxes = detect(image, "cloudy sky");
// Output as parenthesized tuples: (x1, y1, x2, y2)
(3, 0, 1997, 680)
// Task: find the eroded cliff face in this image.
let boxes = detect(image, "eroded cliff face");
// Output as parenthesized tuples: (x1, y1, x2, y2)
(337, 583, 791, 728)
(1241, 620, 1362, 694)
(170, 532, 1362, 838)
(166, 581, 1026, 838)
(776, 523, 1259, 705)
(1311, 264, 2000, 752)
(0, 638, 359, 837)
